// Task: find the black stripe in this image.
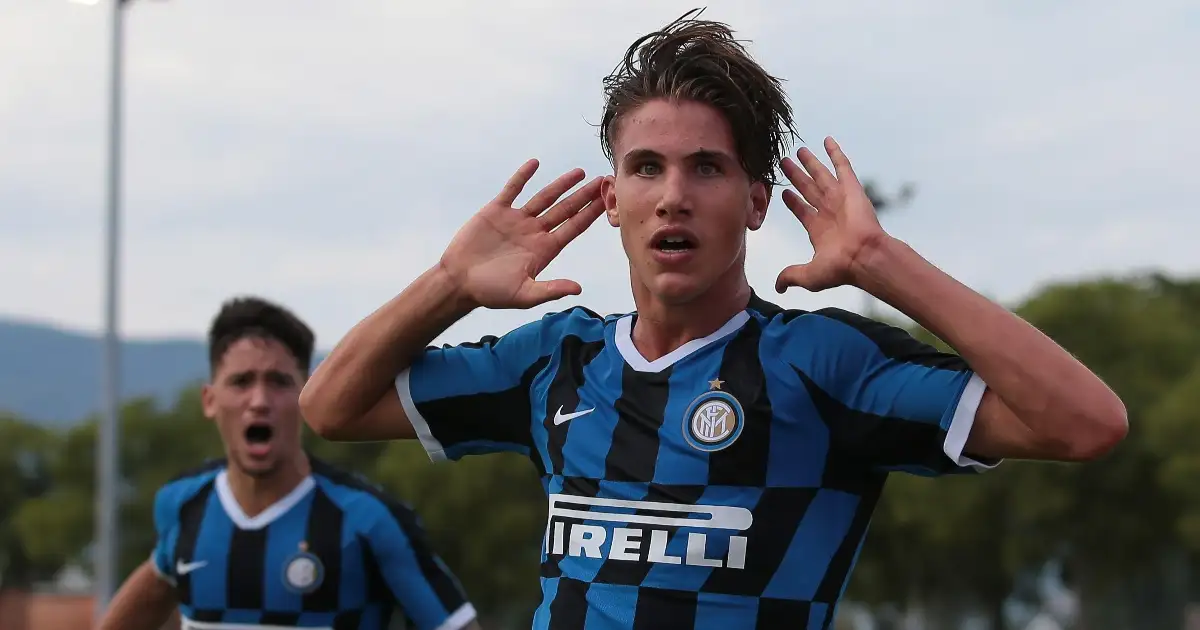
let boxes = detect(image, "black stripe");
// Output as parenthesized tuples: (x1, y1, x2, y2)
(701, 487, 816, 596)
(706, 317, 771, 487)
(172, 481, 214, 607)
(590, 483, 707, 586)
(358, 533, 391, 602)
(418, 355, 550, 456)
(746, 291, 785, 319)
(810, 307, 969, 370)
(543, 336, 607, 476)
(631, 587, 698, 630)
(333, 610, 364, 630)
(605, 360, 673, 483)
(547, 577, 591, 630)
(189, 609, 222, 622)
(796, 367, 950, 477)
(812, 481, 883, 604)
(755, 597, 814, 629)
(226, 526, 267, 609)
(387, 501, 466, 611)
(258, 612, 300, 626)
(541, 477, 601, 579)
(302, 487, 344, 612)
(312, 460, 469, 614)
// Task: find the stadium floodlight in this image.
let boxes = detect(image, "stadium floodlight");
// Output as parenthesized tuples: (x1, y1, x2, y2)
(67, 0, 158, 621)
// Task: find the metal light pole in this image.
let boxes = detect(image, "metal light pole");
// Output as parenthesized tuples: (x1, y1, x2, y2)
(96, 0, 127, 618)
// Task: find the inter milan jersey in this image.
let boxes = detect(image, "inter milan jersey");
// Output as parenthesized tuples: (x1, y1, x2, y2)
(395, 293, 995, 630)
(150, 457, 476, 630)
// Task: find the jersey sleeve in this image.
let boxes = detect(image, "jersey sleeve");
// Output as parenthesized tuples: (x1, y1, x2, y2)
(395, 307, 597, 462)
(777, 308, 998, 475)
(363, 498, 476, 630)
(150, 485, 179, 585)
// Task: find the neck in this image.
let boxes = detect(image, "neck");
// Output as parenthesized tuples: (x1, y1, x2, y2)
(629, 263, 752, 363)
(225, 450, 311, 518)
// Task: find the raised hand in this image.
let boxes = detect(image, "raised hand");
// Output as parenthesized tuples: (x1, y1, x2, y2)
(775, 137, 889, 293)
(439, 159, 605, 310)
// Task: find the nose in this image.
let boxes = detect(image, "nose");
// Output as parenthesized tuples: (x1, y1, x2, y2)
(248, 383, 271, 413)
(655, 169, 691, 218)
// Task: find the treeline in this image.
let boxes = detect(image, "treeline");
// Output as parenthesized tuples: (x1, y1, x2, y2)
(2, 274, 1199, 630)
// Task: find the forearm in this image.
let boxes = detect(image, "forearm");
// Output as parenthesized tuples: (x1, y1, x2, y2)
(96, 563, 176, 630)
(300, 263, 476, 437)
(852, 236, 1126, 455)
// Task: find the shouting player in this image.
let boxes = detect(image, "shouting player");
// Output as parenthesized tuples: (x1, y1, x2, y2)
(299, 10, 1127, 630)
(99, 297, 480, 630)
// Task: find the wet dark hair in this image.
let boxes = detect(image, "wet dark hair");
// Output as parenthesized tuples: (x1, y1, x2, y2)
(207, 296, 315, 375)
(600, 8, 799, 188)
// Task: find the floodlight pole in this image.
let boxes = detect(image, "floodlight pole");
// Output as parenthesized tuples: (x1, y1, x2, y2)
(96, 0, 126, 620)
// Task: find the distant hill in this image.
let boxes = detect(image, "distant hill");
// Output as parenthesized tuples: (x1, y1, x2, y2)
(0, 318, 326, 427)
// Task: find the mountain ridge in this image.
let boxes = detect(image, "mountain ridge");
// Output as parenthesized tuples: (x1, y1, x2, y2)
(0, 317, 327, 426)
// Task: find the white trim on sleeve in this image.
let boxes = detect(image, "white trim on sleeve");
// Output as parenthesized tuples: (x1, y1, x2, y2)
(395, 367, 448, 462)
(942, 373, 1000, 470)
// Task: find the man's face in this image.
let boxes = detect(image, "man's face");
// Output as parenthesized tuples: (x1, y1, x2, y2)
(601, 98, 768, 305)
(201, 335, 306, 478)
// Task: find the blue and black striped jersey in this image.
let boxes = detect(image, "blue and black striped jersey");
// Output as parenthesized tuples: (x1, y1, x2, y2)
(395, 293, 995, 630)
(151, 457, 476, 630)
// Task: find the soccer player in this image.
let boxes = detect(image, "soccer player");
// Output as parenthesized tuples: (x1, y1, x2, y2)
(299, 10, 1127, 630)
(98, 297, 480, 630)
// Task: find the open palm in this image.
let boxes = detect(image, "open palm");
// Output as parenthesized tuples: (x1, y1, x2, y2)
(439, 160, 605, 310)
(775, 137, 889, 293)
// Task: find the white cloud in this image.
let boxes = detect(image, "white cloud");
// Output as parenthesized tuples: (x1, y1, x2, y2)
(1, 0, 1197, 347)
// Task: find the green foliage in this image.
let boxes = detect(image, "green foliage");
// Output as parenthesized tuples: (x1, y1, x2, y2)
(3, 272, 1200, 627)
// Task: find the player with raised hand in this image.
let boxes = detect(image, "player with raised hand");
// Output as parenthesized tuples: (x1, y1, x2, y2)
(301, 9, 1127, 630)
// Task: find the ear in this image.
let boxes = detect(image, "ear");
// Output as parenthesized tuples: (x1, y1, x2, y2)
(200, 383, 217, 421)
(746, 181, 769, 231)
(601, 175, 620, 227)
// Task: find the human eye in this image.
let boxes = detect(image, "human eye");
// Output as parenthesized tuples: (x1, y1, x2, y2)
(635, 162, 662, 177)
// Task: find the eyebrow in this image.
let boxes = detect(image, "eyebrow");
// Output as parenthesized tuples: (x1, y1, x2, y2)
(621, 148, 737, 164)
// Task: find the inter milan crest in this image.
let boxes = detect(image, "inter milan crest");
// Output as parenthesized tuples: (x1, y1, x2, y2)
(682, 377, 744, 452)
(282, 541, 324, 594)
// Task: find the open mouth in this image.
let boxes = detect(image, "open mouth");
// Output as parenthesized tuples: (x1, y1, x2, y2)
(654, 235, 696, 252)
(245, 423, 274, 445)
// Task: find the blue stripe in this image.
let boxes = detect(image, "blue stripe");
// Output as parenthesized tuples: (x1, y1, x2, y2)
(531, 576, 561, 630)
(583, 583, 638, 630)
(559, 329, 624, 480)
(650, 354, 714, 485)
(262, 491, 315, 613)
(695, 592, 757, 630)
(761, 356, 828, 488)
(189, 491, 233, 611)
(769, 313, 971, 424)
(763, 489, 859, 600)
(409, 308, 605, 404)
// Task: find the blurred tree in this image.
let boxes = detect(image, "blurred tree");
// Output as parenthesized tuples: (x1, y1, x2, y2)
(0, 414, 58, 588)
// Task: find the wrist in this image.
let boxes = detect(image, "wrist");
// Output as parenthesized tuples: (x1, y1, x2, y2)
(848, 233, 909, 296)
(428, 262, 480, 319)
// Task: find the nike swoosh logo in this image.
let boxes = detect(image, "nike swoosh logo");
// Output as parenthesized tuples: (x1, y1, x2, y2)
(553, 406, 595, 426)
(176, 560, 207, 575)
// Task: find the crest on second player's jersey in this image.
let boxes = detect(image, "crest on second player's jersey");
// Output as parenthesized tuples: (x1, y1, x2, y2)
(683, 378, 744, 452)
(282, 541, 324, 594)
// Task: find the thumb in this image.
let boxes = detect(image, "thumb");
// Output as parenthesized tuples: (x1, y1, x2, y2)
(514, 278, 582, 308)
(775, 263, 829, 293)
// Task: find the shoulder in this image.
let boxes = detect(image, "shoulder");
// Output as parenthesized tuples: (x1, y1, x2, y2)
(154, 458, 224, 526)
(309, 459, 424, 536)
(749, 295, 964, 372)
(434, 305, 610, 358)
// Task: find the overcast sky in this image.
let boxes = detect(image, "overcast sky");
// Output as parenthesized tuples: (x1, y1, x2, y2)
(2, 0, 1196, 349)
